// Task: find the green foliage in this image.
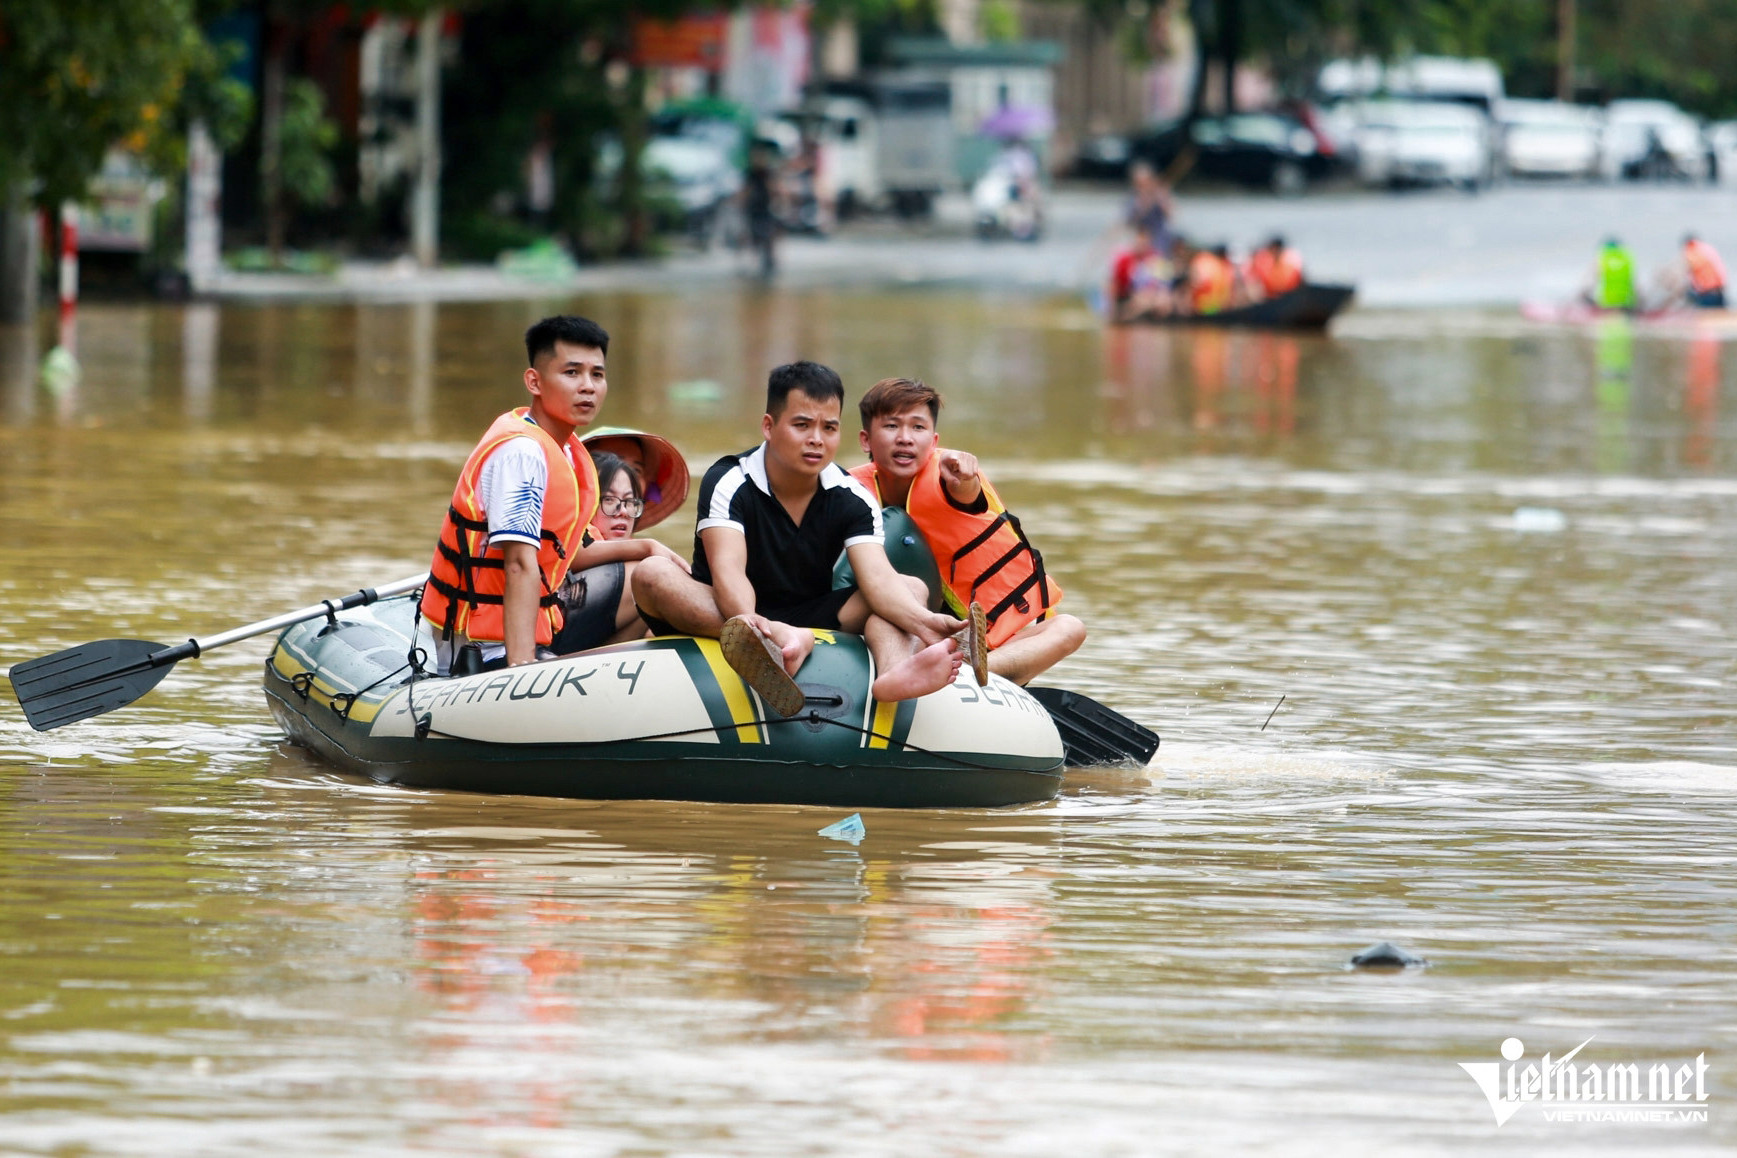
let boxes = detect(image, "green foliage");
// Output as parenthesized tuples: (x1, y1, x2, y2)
(0, 0, 210, 204)
(443, 211, 549, 264)
(1578, 0, 1737, 114)
(1127, 0, 1737, 116)
(829, 0, 942, 67)
(278, 79, 339, 210)
(981, 0, 1022, 43)
(439, 0, 703, 258)
(439, 0, 616, 255)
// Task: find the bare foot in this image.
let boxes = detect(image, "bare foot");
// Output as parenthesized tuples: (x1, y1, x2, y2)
(871, 638, 963, 703)
(750, 614, 814, 677)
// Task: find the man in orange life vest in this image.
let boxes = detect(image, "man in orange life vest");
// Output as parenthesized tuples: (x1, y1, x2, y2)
(1187, 244, 1238, 315)
(420, 315, 686, 676)
(1680, 234, 1727, 309)
(851, 377, 1086, 686)
(631, 361, 969, 716)
(1244, 234, 1304, 300)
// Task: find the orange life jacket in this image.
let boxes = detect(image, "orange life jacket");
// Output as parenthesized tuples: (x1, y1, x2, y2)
(851, 450, 1062, 648)
(1247, 248, 1303, 297)
(420, 408, 599, 646)
(1189, 252, 1235, 314)
(1685, 240, 1726, 294)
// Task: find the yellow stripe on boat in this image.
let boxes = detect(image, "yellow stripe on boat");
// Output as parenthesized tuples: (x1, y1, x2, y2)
(693, 637, 764, 744)
(268, 650, 389, 725)
(867, 699, 898, 749)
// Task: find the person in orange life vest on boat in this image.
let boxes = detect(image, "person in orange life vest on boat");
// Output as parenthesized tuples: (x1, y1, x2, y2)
(1187, 243, 1240, 315)
(851, 377, 1086, 687)
(1244, 234, 1304, 301)
(631, 361, 973, 717)
(419, 315, 688, 676)
(1677, 234, 1727, 309)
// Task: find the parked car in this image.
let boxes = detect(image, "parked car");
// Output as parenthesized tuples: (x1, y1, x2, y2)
(1071, 132, 1133, 180)
(1599, 100, 1708, 182)
(1352, 99, 1495, 189)
(1127, 112, 1337, 195)
(1498, 99, 1602, 179)
(595, 134, 741, 248)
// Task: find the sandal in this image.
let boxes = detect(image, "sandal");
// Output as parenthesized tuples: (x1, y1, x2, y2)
(720, 616, 805, 718)
(961, 601, 990, 687)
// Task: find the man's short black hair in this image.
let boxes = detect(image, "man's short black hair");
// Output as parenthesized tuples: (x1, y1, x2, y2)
(525, 315, 609, 365)
(766, 360, 844, 415)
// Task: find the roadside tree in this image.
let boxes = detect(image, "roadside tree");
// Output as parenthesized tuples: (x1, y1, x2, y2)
(0, 0, 221, 321)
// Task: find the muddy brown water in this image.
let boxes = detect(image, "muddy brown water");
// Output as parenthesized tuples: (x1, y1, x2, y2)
(0, 293, 1733, 1154)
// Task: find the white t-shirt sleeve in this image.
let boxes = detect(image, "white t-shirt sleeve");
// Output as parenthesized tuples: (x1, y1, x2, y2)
(840, 473, 884, 549)
(695, 463, 749, 536)
(476, 436, 548, 550)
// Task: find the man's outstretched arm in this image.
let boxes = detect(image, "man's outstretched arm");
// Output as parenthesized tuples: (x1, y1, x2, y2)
(846, 542, 962, 645)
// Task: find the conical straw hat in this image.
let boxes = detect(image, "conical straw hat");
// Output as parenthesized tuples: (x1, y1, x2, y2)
(581, 426, 691, 531)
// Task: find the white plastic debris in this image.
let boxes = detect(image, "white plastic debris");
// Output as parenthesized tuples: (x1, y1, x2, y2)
(1512, 507, 1567, 533)
(817, 813, 866, 844)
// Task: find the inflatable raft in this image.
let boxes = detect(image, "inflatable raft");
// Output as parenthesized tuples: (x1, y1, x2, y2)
(263, 594, 1066, 808)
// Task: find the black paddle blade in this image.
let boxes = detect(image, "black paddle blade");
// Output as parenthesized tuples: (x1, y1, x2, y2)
(1027, 686, 1160, 768)
(8, 639, 177, 732)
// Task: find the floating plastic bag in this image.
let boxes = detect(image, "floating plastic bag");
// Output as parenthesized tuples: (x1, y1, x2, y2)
(1512, 507, 1567, 533)
(818, 813, 865, 844)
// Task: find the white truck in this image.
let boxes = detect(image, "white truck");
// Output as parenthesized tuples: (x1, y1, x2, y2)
(795, 80, 954, 217)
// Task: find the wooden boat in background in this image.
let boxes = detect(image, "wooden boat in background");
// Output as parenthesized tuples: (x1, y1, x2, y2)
(1121, 282, 1356, 331)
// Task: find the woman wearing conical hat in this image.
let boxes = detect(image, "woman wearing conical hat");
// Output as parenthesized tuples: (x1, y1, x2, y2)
(551, 430, 694, 654)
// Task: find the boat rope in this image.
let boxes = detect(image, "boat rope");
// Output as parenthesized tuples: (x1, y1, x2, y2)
(285, 651, 425, 724)
(414, 705, 1045, 774)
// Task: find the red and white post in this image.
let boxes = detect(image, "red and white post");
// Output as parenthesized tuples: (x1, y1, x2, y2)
(57, 201, 78, 357)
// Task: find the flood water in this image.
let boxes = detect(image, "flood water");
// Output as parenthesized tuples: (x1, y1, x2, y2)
(1, 291, 1733, 1154)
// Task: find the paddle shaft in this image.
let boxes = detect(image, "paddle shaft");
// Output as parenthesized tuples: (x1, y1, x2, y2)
(6, 575, 429, 731)
(183, 574, 429, 658)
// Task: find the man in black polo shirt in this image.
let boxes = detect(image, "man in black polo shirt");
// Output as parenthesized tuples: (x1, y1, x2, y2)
(632, 361, 972, 715)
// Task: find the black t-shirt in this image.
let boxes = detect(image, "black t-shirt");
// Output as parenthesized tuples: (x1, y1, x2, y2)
(692, 444, 883, 611)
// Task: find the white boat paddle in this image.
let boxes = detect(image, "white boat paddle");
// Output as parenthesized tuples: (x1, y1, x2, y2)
(6, 574, 429, 732)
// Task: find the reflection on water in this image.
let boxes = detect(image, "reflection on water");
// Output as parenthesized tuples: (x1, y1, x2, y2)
(1, 293, 1734, 1153)
(5, 294, 1734, 477)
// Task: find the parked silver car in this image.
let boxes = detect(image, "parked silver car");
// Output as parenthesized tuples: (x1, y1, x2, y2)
(1353, 100, 1495, 190)
(1498, 99, 1602, 179)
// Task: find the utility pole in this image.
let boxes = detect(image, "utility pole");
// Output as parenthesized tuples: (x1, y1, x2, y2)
(1557, 0, 1577, 102)
(186, 121, 222, 293)
(411, 10, 442, 269)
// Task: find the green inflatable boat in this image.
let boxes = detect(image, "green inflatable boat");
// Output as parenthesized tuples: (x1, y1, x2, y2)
(263, 594, 1066, 808)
